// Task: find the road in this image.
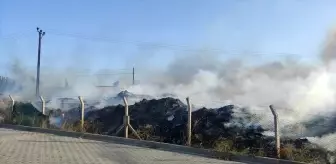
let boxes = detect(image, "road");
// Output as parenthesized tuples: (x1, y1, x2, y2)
(0, 128, 247, 164)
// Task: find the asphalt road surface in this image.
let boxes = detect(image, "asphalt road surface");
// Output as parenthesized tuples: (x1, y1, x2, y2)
(0, 128, 248, 164)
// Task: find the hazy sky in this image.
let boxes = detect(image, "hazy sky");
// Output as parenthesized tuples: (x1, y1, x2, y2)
(1, 0, 336, 74)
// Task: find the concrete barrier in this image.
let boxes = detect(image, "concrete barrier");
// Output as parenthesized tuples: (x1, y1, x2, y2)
(0, 124, 306, 164)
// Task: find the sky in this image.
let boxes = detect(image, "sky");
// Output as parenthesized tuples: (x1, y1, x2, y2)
(1, 0, 336, 75)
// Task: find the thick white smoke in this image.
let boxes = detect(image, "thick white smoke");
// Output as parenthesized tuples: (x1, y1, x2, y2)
(125, 29, 336, 149)
(2, 28, 336, 152)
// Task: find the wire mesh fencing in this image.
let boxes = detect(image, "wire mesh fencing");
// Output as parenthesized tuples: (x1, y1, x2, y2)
(0, 93, 335, 163)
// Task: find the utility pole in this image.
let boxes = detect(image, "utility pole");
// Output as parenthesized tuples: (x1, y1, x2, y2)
(36, 27, 45, 97)
(132, 67, 135, 85)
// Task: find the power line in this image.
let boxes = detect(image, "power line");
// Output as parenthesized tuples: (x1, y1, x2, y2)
(0, 33, 35, 39)
(74, 72, 133, 76)
(43, 30, 310, 58)
(46, 30, 215, 52)
(0, 31, 316, 60)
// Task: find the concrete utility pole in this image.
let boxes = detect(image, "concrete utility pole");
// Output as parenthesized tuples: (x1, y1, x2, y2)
(35, 27, 45, 97)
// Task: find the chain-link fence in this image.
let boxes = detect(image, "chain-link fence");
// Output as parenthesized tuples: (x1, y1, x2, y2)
(0, 94, 335, 163)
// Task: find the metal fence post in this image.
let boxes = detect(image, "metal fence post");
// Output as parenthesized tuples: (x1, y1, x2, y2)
(115, 97, 141, 139)
(123, 97, 129, 138)
(186, 97, 192, 146)
(78, 96, 84, 132)
(8, 95, 15, 122)
(269, 105, 280, 158)
(39, 96, 45, 115)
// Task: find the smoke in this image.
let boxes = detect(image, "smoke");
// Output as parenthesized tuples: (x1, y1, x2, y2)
(124, 29, 336, 145)
(1, 28, 336, 152)
(307, 133, 336, 151)
(127, 54, 333, 131)
(321, 27, 336, 65)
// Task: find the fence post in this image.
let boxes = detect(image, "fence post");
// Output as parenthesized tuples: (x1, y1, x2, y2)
(186, 97, 192, 146)
(115, 97, 141, 139)
(78, 96, 84, 132)
(269, 105, 280, 159)
(123, 97, 129, 138)
(8, 95, 14, 122)
(39, 96, 45, 115)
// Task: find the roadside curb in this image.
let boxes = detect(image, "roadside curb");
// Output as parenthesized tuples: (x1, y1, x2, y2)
(0, 124, 306, 164)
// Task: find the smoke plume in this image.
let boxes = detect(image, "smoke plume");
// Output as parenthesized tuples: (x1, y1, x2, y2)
(2, 28, 336, 152)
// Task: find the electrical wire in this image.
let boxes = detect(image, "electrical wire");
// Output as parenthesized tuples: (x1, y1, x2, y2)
(0, 30, 315, 59)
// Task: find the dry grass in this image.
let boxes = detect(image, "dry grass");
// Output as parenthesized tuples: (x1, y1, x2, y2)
(9, 114, 334, 163)
(280, 144, 330, 163)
